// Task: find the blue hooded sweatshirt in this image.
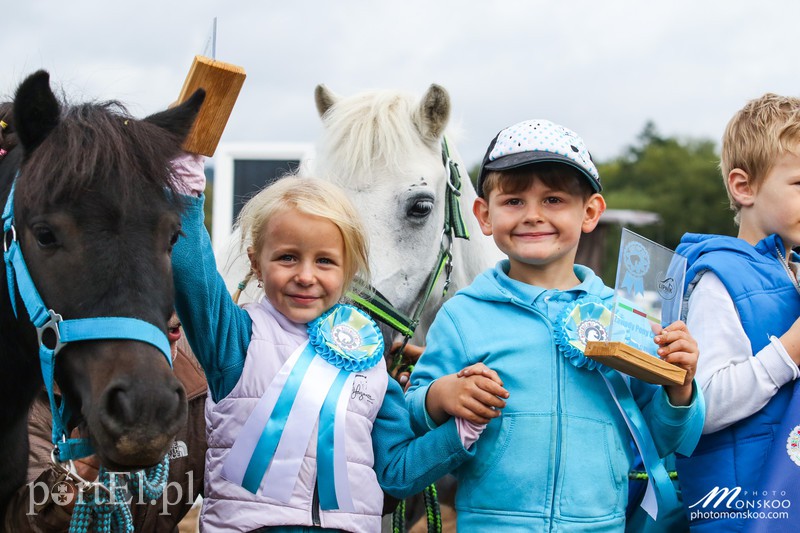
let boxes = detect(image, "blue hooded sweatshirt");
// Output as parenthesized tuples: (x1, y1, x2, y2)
(406, 261, 704, 532)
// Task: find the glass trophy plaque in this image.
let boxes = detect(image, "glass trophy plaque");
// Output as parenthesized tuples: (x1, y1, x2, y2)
(584, 228, 688, 385)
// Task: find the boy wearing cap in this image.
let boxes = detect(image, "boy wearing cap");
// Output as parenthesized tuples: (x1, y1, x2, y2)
(674, 94, 800, 532)
(406, 120, 705, 531)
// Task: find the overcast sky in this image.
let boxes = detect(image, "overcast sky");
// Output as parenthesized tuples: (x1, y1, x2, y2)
(3, 1, 799, 168)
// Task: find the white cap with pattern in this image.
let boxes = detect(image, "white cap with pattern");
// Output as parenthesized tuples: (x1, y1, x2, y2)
(477, 119, 601, 197)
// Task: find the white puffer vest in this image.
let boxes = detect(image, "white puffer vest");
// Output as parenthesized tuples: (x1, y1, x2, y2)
(200, 300, 389, 533)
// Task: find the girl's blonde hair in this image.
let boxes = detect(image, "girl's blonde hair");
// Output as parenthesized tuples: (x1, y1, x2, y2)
(232, 176, 370, 303)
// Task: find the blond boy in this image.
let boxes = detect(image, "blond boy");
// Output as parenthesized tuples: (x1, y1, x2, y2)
(675, 94, 800, 532)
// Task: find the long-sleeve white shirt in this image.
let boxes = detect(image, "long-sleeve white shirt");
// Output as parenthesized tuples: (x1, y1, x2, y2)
(687, 271, 800, 433)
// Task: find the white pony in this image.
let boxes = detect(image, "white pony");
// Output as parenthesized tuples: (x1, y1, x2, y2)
(309, 83, 502, 345)
(222, 84, 502, 349)
(213, 84, 499, 531)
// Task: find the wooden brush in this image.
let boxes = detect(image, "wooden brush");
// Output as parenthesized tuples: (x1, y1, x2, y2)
(177, 55, 246, 156)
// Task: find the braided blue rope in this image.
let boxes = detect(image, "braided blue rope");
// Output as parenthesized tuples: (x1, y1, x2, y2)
(68, 455, 169, 533)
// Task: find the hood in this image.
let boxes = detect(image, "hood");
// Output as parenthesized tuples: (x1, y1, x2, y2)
(458, 260, 613, 305)
(677, 233, 787, 269)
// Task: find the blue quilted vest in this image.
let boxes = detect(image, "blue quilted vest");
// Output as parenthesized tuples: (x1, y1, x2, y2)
(675, 233, 800, 532)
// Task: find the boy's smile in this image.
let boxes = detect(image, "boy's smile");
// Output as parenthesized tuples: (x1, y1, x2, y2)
(474, 177, 604, 288)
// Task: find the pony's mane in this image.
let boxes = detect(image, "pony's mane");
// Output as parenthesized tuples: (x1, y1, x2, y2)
(17, 100, 183, 211)
(316, 90, 435, 187)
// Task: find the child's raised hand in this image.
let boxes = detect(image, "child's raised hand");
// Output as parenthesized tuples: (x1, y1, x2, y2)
(171, 152, 206, 197)
(425, 363, 509, 425)
(654, 320, 697, 406)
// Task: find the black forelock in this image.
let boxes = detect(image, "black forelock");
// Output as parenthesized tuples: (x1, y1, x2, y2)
(15, 99, 183, 213)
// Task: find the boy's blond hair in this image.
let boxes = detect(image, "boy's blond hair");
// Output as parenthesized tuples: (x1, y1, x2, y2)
(233, 176, 370, 302)
(722, 93, 800, 221)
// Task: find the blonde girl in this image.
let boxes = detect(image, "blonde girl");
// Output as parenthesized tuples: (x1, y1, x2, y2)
(170, 156, 504, 533)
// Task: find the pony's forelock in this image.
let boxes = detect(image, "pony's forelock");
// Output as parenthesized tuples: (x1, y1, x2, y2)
(316, 90, 437, 187)
(17, 100, 183, 212)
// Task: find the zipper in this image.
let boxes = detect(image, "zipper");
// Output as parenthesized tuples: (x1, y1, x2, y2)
(548, 330, 562, 533)
(776, 246, 800, 297)
(510, 298, 564, 531)
(509, 296, 563, 530)
(311, 479, 321, 527)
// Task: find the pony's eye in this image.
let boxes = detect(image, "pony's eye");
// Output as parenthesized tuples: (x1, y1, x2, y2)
(169, 230, 181, 247)
(33, 225, 57, 249)
(408, 199, 434, 219)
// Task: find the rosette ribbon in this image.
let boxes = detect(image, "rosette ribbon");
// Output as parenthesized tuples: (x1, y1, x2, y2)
(222, 304, 384, 511)
(556, 297, 677, 520)
(555, 298, 612, 371)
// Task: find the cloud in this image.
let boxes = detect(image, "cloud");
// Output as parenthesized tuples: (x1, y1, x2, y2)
(3, 0, 800, 167)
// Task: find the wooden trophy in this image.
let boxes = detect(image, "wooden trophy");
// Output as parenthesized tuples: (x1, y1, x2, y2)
(584, 229, 688, 386)
(177, 55, 246, 156)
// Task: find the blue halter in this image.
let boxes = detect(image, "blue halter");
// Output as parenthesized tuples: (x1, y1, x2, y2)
(2, 176, 172, 462)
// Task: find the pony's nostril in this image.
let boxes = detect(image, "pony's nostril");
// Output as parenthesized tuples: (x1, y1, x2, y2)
(100, 380, 186, 440)
(104, 385, 136, 428)
(164, 384, 187, 422)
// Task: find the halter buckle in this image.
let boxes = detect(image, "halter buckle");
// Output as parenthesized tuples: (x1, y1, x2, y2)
(3, 224, 16, 253)
(50, 446, 112, 496)
(37, 309, 65, 355)
(444, 158, 462, 197)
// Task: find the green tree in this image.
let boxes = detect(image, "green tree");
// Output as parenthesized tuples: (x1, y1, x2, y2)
(598, 121, 737, 250)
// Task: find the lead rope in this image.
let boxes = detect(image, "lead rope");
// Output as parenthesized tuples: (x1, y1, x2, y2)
(364, 139, 466, 533)
(68, 456, 170, 533)
(391, 485, 441, 533)
(392, 500, 406, 533)
(422, 484, 442, 533)
(386, 138, 467, 533)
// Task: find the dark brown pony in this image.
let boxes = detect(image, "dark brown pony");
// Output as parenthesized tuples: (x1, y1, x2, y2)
(0, 71, 204, 517)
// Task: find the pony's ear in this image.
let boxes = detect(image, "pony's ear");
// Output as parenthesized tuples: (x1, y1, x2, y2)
(144, 89, 206, 140)
(315, 84, 339, 118)
(415, 84, 450, 143)
(13, 70, 61, 154)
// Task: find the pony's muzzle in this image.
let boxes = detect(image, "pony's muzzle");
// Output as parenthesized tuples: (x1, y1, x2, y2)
(95, 374, 187, 466)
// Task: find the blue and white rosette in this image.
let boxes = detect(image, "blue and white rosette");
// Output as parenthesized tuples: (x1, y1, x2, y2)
(310, 304, 384, 372)
(555, 297, 612, 371)
(222, 304, 384, 512)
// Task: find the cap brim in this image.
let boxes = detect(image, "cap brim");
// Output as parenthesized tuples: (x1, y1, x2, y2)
(483, 151, 602, 192)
